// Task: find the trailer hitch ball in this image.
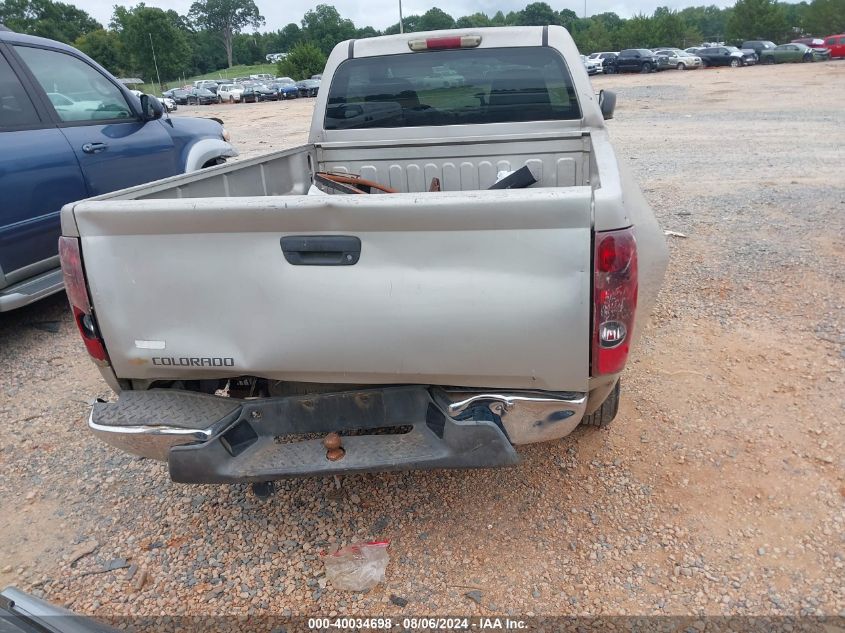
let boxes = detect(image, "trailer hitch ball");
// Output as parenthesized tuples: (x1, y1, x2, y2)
(323, 432, 345, 461)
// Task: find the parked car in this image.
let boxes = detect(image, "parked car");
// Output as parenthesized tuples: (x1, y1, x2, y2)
(187, 87, 217, 105)
(217, 83, 245, 103)
(269, 80, 299, 99)
(163, 88, 190, 105)
(581, 54, 601, 75)
(760, 42, 820, 64)
(250, 73, 274, 81)
(193, 79, 219, 94)
(59, 26, 668, 484)
(654, 49, 702, 69)
(741, 40, 776, 57)
(242, 84, 277, 102)
(822, 34, 845, 58)
(615, 48, 660, 73)
(653, 52, 675, 71)
(698, 46, 749, 67)
(587, 51, 618, 73)
(311, 74, 323, 80)
(727, 46, 757, 65)
(0, 28, 236, 311)
(296, 78, 320, 97)
(791, 38, 832, 59)
(158, 95, 177, 112)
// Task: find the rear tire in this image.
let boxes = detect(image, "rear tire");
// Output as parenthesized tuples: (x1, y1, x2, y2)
(582, 379, 621, 428)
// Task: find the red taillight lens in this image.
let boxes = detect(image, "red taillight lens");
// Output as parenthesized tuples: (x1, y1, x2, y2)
(593, 228, 638, 376)
(59, 237, 109, 364)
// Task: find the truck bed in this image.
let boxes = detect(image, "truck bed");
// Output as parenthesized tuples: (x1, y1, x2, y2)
(62, 133, 598, 392)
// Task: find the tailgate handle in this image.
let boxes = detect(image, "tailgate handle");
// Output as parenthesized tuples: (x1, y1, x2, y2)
(280, 235, 361, 266)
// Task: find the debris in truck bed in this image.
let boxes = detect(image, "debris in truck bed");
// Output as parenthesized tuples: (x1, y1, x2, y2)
(488, 165, 537, 190)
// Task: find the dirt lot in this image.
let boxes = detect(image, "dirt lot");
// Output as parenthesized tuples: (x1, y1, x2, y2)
(1, 62, 843, 619)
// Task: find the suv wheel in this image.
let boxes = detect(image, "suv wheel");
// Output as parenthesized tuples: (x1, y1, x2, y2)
(730, 57, 741, 67)
(676, 62, 684, 70)
(582, 380, 621, 428)
(641, 62, 652, 73)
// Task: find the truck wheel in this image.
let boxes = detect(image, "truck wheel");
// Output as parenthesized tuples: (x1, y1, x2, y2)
(641, 62, 652, 73)
(582, 379, 621, 428)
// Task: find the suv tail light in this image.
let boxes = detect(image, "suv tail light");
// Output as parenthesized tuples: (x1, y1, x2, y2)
(592, 228, 638, 376)
(59, 237, 109, 364)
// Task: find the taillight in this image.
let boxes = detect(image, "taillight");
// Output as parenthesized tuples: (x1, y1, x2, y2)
(592, 228, 638, 375)
(408, 35, 481, 51)
(59, 237, 109, 364)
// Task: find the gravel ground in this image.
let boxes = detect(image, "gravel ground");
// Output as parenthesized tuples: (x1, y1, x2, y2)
(1, 62, 843, 620)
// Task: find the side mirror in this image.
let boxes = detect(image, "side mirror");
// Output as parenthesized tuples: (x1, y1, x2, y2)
(598, 89, 616, 120)
(140, 94, 164, 121)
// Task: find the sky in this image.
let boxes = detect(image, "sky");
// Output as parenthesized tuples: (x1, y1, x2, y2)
(74, 0, 739, 31)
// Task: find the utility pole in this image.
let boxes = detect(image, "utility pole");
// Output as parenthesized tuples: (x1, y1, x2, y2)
(399, 0, 404, 33)
(149, 32, 162, 91)
(584, 0, 587, 19)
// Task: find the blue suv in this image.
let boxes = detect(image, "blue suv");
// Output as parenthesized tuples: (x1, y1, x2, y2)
(0, 26, 237, 311)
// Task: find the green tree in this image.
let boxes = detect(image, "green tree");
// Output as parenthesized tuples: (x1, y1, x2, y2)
(557, 8, 579, 30)
(74, 28, 125, 75)
(653, 7, 687, 46)
(276, 41, 326, 80)
(189, 0, 264, 68)
(455, 12, 491, 28)
(618, 13, 656, 48)
(726, 0, 789, 42)
(301, 4, 356, 55)
(519, 2, 558, 26)
(186, 29, 227, 75)
(0, 0, 100, 43)
(417, 7, 455, 31)
(803, 0, 845, 35)
(112, 5, 191, 84)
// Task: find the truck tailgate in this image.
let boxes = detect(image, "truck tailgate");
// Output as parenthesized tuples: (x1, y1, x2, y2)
(72, 187, 593, 391)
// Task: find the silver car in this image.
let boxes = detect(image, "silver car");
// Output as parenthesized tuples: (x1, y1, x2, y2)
(655, 49, 702, 69)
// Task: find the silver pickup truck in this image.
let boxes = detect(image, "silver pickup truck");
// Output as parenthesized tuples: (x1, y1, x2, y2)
(60, 26, 668, 484)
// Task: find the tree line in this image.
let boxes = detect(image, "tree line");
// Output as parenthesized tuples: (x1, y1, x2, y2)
(1, 0, 843, 85)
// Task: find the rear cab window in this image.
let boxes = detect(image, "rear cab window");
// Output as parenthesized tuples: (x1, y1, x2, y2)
(325, 46, 581, 130)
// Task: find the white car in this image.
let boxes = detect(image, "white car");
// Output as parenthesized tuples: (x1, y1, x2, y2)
(588, 51, 618, 73)
(581, 54, 601, 75)
(159, 96, 177, 112)
(217, 83, 245, 103)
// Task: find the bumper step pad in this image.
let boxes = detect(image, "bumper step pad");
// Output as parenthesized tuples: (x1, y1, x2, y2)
(90, 387, 519, 482)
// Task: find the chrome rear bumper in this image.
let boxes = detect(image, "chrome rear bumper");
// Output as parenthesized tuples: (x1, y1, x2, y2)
(88, 386, 587, 480)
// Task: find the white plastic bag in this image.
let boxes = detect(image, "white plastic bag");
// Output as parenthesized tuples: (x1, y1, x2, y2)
(322, 541, 389, 591)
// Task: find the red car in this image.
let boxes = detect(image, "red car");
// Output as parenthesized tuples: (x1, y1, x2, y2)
(822, 34, 845, 58)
